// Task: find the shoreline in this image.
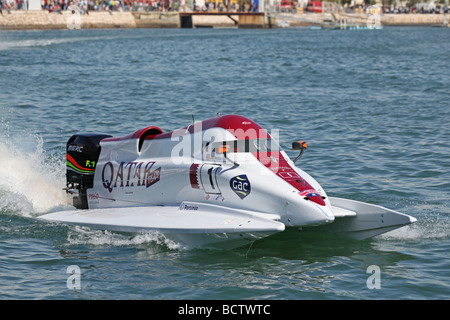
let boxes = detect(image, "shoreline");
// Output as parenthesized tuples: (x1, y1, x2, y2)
(0, 11, 449, 30)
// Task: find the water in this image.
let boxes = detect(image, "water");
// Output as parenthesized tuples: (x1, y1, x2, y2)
(0, 27, 449, 300)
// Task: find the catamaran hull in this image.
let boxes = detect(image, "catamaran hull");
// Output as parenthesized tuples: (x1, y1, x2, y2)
(39, 196, 415, 249)
(323, 197, 417, 240)
(39, 202, 285, 249)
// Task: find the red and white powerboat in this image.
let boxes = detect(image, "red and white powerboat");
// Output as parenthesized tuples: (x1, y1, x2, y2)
(39, 114, 416, 249)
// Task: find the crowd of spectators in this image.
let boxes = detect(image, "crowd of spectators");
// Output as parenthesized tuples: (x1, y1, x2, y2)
(0, 0, 257, 13)
(0, 0, 173, 13)
(0, 0, 28, 11)
(1, 0, 449, 14)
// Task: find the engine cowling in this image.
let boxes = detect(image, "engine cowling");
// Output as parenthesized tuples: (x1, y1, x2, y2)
(66, 133, 111, 208)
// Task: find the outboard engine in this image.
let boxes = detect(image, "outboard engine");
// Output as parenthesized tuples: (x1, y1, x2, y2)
(66, 134, 111, 209)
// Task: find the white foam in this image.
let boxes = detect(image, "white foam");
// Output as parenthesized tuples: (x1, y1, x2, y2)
(380, 218, 449, 241)
(0, 132, 72, 216)
(0, 35, 124, 51)
(66, 226, 183, 250)
(0, 38, 75, 51)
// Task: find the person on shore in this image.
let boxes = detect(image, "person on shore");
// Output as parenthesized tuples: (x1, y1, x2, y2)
(68, 1, 79, 14)
(55, 1, 63, 13)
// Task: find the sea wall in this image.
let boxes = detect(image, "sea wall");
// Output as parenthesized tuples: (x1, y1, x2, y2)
(277, 12, 449, 27)
(0, 10, 448, 30)
(381, 13, 448, 26)
(0, 11, 138, 30)
(134, 12, 180, 28)
(334, 12, 448, 26)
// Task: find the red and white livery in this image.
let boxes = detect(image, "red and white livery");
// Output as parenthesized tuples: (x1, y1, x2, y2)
(40, 115, 416, 249)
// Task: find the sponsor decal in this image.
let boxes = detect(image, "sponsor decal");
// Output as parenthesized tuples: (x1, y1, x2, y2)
(299, 190, 322, 198)
(146, 167, 160, 188)
(101, 161, 161, 193)
(88, 193, 100, 204)
(66, 154, 95, 174)
(85, 160, 96, 168)
(299, 190, 326, 206)
(205, 194, 225, 202)
(189, 163, 200, 189)
(190, 163, 224, 198)
(180, 204, 199, 211)
(68, 145, 84, 153)
(230, 175, 251, 199)
(88, 193, 99, 200)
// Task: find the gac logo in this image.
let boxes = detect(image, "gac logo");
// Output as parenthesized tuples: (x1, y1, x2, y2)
(230, 175, 251, 199)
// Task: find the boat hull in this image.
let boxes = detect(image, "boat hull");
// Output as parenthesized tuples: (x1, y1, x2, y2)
(39, 201, 285, 249)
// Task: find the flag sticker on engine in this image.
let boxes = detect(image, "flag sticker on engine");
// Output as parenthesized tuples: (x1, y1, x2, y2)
(230, 175, 251, 200)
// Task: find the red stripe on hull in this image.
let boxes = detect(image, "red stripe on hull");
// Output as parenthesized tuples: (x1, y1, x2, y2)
(255, 151, 326, 206)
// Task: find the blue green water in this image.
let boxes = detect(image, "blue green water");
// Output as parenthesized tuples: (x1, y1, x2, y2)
(0, 27, 449, 300)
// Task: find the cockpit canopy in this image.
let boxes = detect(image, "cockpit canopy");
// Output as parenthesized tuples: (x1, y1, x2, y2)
(201, 138, 282, 167)
(210, 138, 280, 155)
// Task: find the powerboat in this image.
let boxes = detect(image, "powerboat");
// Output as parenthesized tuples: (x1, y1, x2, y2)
(39, 115, 416, 249)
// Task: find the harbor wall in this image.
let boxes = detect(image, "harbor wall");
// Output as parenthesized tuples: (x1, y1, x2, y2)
(333, 12, 449, 27)
(0, 11, 138, 30)
(0, 11, 448, 30)
(380, 13, 448, 26)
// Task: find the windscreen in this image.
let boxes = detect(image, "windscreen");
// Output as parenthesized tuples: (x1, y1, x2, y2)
(211, 139, 281, 155)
